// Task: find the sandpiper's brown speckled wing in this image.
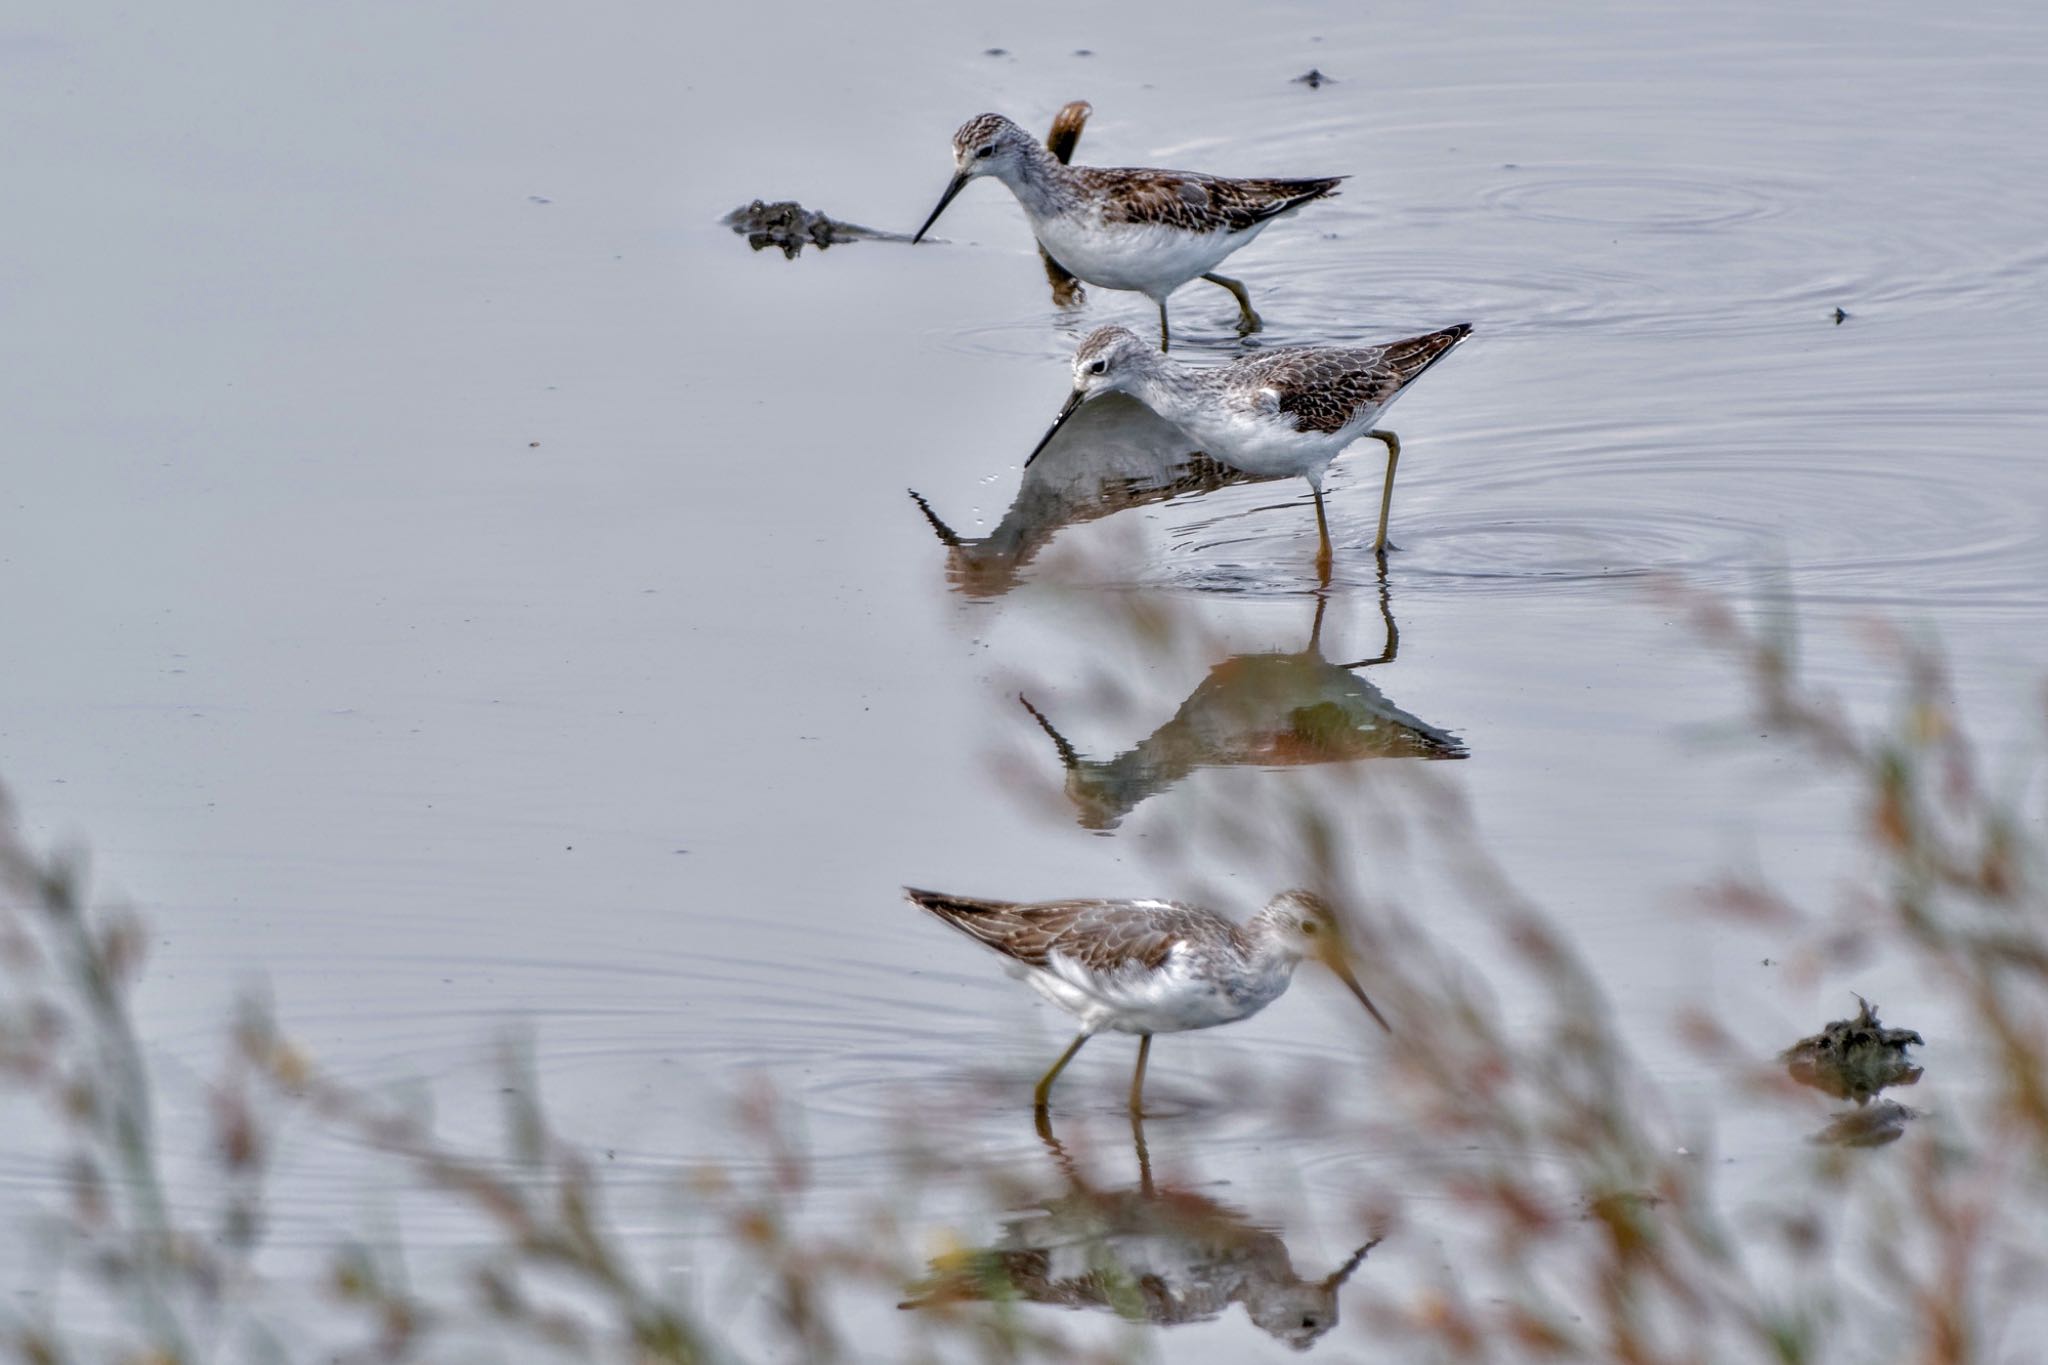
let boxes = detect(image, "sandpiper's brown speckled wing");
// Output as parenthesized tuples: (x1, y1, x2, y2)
(905, 888, 1230, 975)
(1252, 324, 1472, 435)
(1076, 170, 1345, 234)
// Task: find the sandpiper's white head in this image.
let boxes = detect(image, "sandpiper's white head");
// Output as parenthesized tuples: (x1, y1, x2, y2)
(1070, 325, 1157, 400)
(913, 113, 1040, 243)
(949, 112, 1038, 182)
(1254, 889, 1391, 1032)
(1255, 889, 1343, 959)
(1024, 326, 1160, 465)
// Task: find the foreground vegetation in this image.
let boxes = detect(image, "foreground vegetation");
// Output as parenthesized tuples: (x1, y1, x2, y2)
(2, 596, 2042, 1362)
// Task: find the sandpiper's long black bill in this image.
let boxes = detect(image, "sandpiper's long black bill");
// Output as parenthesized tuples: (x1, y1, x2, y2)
(912, 172, 969, 244)
(1325, 951, 1392, 1033)
(1024, 389, 1085, 466)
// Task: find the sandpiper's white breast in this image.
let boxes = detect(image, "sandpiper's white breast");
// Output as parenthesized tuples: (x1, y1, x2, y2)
(1025, 942, 1290, 1035)
(1158, 395, 1364, 481)
(1030, 209, 1263, 299)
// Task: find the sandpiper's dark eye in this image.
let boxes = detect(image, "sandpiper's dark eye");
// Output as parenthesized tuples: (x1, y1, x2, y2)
(1088, 359, 1107, 375)
(1302, 921, 1319, 935)
(976, 145, 995, 159)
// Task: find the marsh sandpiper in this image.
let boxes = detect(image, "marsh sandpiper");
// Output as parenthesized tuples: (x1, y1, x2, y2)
(912, 112, 1343, 350)
(905, 887, 1388, 1112)
(1028, 323, 1472, 576)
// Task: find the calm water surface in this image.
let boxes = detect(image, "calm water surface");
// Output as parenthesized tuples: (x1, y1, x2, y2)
(2, 0, 2045, 1356)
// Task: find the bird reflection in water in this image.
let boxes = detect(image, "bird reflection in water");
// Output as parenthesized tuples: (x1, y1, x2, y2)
(909, 392, 1284, 597)
(1020, 586, 1466, 830)
(901, 1111, 1377, 1351)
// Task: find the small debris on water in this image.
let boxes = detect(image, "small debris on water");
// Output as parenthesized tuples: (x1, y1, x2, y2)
(1783, 996, 1923, 1104)
(527, 195, 552, 204)
(1293, 69, 1335, 89)
(1073, 48, 1093, 56)
(1833, 306, 1849, 324)
(984, 47, 1008, 56)
(723, 200, 908, 258)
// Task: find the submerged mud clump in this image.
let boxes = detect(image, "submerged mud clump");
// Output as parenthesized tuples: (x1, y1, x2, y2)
(1783, 996, 1924, 1103)
(723, 200, 903, 258)
(1815, 1098, 1916, 1148)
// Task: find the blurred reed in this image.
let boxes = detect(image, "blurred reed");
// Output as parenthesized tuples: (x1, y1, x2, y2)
(0, 587, 2043, 1362)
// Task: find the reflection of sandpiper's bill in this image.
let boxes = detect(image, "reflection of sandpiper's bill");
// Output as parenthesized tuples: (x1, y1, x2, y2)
(1028, 323, 1472, 574)
(905, 887, 1388, 1112)
(912, 112, 1343, 350)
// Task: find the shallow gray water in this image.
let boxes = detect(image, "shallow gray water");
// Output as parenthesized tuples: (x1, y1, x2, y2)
(2, 0, 2046, 1356)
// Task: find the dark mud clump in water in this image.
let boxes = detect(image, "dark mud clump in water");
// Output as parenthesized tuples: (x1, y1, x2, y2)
(1783, 996, 1924, 1104)
(1293, 69, 1335, 89)
(723, 200, 906, 259)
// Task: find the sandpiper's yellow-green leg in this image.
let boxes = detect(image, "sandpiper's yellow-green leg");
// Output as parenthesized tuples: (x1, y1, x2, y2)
(1201, 271, 1262, 335)
(1370, 429, 1401, 556)
(1035, 1033, 1090, 1109)
(1128, 1034, 1152, 1115)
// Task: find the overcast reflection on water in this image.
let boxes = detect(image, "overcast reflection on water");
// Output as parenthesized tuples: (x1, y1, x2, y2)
(2, 0, 2047, 1357)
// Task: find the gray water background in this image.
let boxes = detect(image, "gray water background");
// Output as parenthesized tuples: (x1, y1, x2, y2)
(3, 0, 2046, 1356)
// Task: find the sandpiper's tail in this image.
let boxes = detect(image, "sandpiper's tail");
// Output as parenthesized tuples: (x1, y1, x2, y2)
(905, 886, 1019, 921)
(906, 886, 1047, 964)
(1240, 175, 1346, 225)
(1381, 323, 1472, 391)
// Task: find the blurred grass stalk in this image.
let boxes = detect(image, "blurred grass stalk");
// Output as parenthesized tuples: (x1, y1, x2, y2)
(1, 585, 2044, 1362)
(0, 804, 191, 1358)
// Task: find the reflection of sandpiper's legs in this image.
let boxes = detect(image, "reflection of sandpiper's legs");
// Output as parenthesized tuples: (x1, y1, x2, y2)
(1128, 1034, 1152, 1115)
(1370, 429, 1401, 556)
(1201, 271, 1263, 335)
(1033, 1104, 1077, 1176)
(1311, 481, 1335, 582)
(1035, 1032, 1091, 1109)
(1157, 301, 1172, 353)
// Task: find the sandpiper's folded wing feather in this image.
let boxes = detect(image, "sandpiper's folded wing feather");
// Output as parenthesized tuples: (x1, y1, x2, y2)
(1078, 170, 1345, 234)
(1254, 324, 1472, 435)
(905, 889, 1227, 975)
